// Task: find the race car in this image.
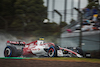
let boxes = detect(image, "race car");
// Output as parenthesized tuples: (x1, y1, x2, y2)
(4, 39, 90, 58)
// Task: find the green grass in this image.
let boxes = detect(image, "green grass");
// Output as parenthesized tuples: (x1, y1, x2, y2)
(0, 57, 100, 63)
(44, 57, 100, 63)
(0, 57, 23, 59)
(33, 57, 100, 63)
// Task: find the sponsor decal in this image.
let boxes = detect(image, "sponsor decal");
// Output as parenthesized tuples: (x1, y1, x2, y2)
(8, 41, 25, 44)
(32, 48, 40, 51)
(57, 50, 63, 56)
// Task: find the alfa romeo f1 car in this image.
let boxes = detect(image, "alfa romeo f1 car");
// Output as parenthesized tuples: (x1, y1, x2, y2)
(4, 39, 90, 58)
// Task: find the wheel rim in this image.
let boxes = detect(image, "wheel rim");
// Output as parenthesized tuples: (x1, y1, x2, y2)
(48, 48, 54, 57)
(4, 48, 11, 57)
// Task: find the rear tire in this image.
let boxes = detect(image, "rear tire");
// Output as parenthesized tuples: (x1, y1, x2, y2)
(4, 46, 22, 57)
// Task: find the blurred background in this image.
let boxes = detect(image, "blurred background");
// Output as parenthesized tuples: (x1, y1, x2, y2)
(0, 0, 100, 58)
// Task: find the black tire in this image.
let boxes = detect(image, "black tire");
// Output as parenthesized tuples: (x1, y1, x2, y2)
(17, 49, 23, 57)
(4, 46, 22, 57)
(48, 45, 59, 57)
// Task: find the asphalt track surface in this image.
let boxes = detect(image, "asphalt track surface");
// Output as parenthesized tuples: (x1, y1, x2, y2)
(0, 58, 100, 67)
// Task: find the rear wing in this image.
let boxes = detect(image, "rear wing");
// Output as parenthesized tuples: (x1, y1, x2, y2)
(7, 41, 26, 46)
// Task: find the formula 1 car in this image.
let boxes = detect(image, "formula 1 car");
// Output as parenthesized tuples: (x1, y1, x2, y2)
(4, 39, 90, 58)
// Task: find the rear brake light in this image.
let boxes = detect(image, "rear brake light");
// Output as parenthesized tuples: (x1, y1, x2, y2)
(7, 41, 10, 43)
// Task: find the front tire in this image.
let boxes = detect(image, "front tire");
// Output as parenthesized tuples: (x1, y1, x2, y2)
(48, 45, 59, 57)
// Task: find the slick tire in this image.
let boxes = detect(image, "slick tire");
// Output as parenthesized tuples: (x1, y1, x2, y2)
(4, 46, 22, 57)
(48, 45, 59, 57)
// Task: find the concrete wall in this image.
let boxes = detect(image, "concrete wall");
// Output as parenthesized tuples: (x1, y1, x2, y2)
(60, 30, 100, 51)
